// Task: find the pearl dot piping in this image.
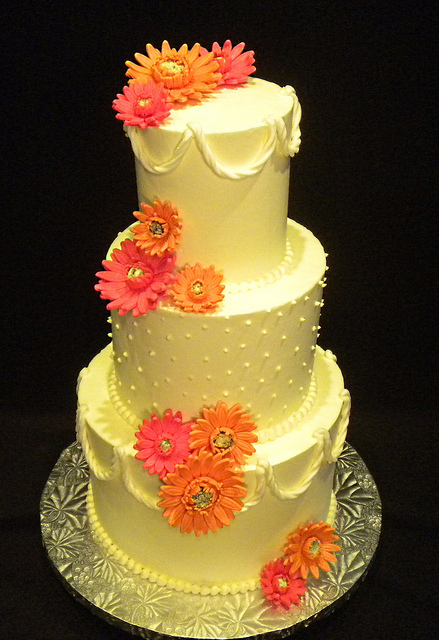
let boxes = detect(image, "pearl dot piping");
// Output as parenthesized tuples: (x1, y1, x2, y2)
(107, 364, 317, 443)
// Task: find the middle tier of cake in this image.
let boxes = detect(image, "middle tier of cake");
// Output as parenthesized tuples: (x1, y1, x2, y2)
(108, 219, 326, 442)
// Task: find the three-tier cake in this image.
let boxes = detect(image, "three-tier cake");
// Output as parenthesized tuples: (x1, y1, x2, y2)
(76, 40, 349, 604)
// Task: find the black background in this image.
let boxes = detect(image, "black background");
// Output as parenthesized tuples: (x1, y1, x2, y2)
(1, 1, 438, 638)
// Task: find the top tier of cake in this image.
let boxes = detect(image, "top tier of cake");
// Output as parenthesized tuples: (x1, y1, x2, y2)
(124, 78, 301, 285)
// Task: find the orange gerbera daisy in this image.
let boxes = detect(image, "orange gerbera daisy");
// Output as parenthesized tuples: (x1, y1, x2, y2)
(158, 451, 247, 536)
(190, 401, 258, 465)
(284, 521, 341, 580)
(170, 263, 225, 313)
(132, 200, 182, 256)
(126, 41, 221, 104)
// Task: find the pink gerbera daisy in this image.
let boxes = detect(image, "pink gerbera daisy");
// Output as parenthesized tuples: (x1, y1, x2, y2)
(112, 82, 171, 129)
(200, 40, 255, 86)
(261, 558, 307, 610)
(95, 238, 175, 316)
(134, 410, 192, 479)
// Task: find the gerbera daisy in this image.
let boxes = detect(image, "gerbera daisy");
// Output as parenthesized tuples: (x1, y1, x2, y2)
(126, 41, 221, 104)
(261, 558, 307, 610)
(95, 238, 175, 316)
(132, 200, 182, 256)
(189, 401, 258, 465)
(158, 451, 247, 536)
(112, 82, 171, 129)
(170, 263, 225, 313)
(200, 40, 256, 86)
(134, 410, 192, 479)
(284, 521, 341, 580)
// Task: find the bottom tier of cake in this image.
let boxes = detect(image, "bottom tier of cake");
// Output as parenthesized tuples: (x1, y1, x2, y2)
(76, 345, 350, 595)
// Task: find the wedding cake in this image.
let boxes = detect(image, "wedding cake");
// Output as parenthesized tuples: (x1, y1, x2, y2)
(76, 40, 349, 608)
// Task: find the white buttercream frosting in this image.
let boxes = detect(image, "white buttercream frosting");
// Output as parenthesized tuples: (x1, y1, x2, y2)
(125, 79, 299, 179)
(86, 486, 337, 596)
(109, 220, 325, 434)
(77, 344, 348, 591)
(125, 79, 301, 283)
(82, 71, 350, 596)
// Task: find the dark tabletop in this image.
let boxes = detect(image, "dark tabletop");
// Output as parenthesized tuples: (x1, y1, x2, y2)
(2, 1, 437, 638)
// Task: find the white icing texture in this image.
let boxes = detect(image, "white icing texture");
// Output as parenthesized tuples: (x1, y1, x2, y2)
(82, 72, 351, 596)
(109, 219, 325, 434)
(125, 78, 300, 283)
(77, 346, 348, 591)
(86, 488, 337, 596)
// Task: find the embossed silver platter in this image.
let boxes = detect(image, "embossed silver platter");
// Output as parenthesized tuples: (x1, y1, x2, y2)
(40, 442, 381, 638)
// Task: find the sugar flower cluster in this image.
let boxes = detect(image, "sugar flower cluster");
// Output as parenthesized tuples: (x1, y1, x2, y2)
(261, 521, 341, 610)
(95, 199, 225, 316)
(134, 402, 258, 536)
(113, 40, 255, 129)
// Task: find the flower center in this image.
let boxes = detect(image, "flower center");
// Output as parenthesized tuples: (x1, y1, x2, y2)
(161, 60, 183, 75)
(134, 95, 156, 118)
(149, 220, 165, 236)
(159, 438, 173, 454)
(184, 476, 221, 512)
(309, 539, 321, 556)
(213, 431, 234, 451)
(191, 280, 204, 296)
(192, 487, 213, 510)
(277, 576, 289, 589)
(126, 263, 154, 290)
(128, 267, 145, 278)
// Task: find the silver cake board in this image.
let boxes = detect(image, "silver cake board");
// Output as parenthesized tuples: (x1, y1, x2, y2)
(40, 441, 381, 639)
